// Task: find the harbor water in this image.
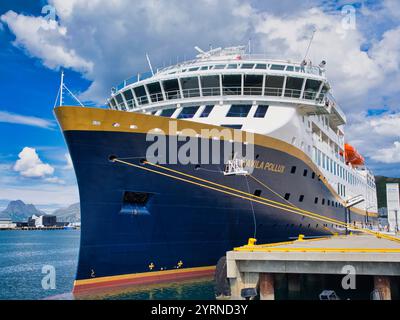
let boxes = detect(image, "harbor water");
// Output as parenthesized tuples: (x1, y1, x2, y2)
(0, 230, 214, 300)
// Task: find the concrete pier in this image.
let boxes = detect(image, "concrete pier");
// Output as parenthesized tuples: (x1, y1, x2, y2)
(227, 235, 400, 300)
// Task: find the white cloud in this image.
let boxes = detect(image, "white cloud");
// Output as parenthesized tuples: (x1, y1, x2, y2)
(371, 141, 400, 164)
(13, 147, 55, 178)
(346, 113, 400, 165)
(0, 10, 93, 72)
(0, 110, 55, 129)
(1, 0, 254, 103)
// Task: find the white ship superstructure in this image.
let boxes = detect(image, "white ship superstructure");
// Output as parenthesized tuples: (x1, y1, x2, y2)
(108, 46, 377, 218)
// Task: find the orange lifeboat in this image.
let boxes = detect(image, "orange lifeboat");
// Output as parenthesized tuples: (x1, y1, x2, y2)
(343, 144, 365, 166)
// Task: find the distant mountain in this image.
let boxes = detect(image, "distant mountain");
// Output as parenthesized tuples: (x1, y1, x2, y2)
(52, 203, 80, 223)
(1, 200, 45, 222)
(375, 176, 400, 209)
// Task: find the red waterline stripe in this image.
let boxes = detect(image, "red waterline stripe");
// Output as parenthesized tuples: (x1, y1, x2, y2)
(73, 268, 215, 295)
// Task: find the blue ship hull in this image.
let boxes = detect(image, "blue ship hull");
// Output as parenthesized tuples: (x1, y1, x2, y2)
(55, 107, 368, 291)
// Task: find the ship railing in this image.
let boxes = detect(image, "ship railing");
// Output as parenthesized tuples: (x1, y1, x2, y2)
(121, 87, 326, 109)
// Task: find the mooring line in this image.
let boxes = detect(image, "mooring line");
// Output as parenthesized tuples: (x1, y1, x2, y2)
(112, 159, 400, 244)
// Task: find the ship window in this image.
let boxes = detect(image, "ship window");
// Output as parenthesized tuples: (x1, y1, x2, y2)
(286, 66, 294, 72)
(214, 64, 226, 69)
(312, 172, 316, 179)
(109, 98, 117, 108)
(163, 79, 181, 100)
(255, 64, 267, 69)
(122, 90, 135, 109)
(181, 77, 200, 98)
(265, 76, 284, 96)
(270, 64, 285, 70)
(147, 82, 164, 103)
(322, 199, 325, 205)
(227, 64, 238, 69)
(188, 67, 199, 72)
(314, 197, 319, 204)
(327, 200, 331, 206)
(244, 75, 263, 95)
(304, 79, 321, 100)
(254, 105, 269, 118)
(177, 106, 199, 119)
(222, 75, 241, 95)
(133, 86, 148, 105)
(160, 108, 176, 117)
(303, 169, 308, 177)
(200, 66, 209, 70)
(201, 75, 220, 96)
(299, 195, 304, 202)
(241, 63, 255, 69)
(285, 77, 304, 98)
(290, 166, 297, 174)
(115, 94, 124, 104)
(120, 191, 152, 216)
(254, 190, 262, 197)
(200, 105, 214, 118)
(222, 124, 243, 130)
(227, 105, 252, 117)
(284, 193, 291, 201)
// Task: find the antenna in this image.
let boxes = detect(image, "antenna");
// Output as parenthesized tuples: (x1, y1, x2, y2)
(146, 53, 154, 76)
(303, 28, 317, 61)
(60, 69, 64, 106)
(55, 70, 85, 108)
(248, 38, 252, 54)
(194, 46, 205, 55)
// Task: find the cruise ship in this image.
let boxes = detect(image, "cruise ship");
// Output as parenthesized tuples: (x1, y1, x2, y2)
(54, 46, 378, 294)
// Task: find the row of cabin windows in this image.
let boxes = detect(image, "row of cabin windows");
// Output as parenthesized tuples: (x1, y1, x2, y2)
(313, 147, 363, 187)
(284, 192, 343, 208)
(157, 104, 269, 120)
(111, 75, 326, 109)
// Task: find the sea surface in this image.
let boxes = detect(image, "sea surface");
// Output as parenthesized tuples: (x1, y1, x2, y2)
(0, 230, 214, 300)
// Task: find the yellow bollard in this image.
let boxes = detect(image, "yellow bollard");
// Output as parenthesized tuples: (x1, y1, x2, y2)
(297, 234, 305, 241)
(248, 238, 257, 246)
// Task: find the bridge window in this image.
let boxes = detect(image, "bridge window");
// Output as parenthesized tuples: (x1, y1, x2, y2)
(160, 108, 176, 118)
(285, 77, 304, 98)
(122, 90, 135, 109)
(244, 75, 263, 95)
(286, 66, 294, 72)
(163, 79, 181, 100)
(213, 64, 226, 70)
(254, 105, 269, 118)
(265, 76, 284, 96)
(181, 77, 200, 98)
(147, 82, 163, 103)
(109, 98, 117, 109)
(227, 64, 238, 69)
(200, 105, 214, 118)
(227, 105, 252, 118)
(201, 75, 220, 96)
(304, 79, 321, 100)
(241, 63, 255, 69)
(255, 64, 267, 69)
(177, 106, 199, 119)
(115, 94, 124, 109)
(270, 64, 285, 71)
(222, 75, 241, 95)
(133, 86, 148, 105)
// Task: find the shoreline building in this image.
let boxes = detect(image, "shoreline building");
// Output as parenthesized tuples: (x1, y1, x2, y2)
(386, 183, 400, 233)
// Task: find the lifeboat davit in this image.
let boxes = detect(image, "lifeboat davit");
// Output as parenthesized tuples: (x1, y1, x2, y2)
(343, 144, 365, 166)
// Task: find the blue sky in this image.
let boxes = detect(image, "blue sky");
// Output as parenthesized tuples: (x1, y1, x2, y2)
(0, 0, 399, 210)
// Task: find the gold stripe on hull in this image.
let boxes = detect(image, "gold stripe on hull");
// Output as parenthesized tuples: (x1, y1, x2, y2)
(54, 106, 378, 218)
